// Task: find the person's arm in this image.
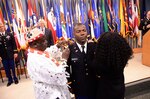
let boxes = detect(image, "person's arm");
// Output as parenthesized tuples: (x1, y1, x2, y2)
(139, 19, 145, 30)
(139, 19, 150, 31)
(27, 54, 69, 86)
(137, 30, 142, 46)
(45, 40, 70, 62)
(0, 57, 2, 63)
(61, 48, 70, 61)
(66, 45, 75, 94)
(11, 32, 18, 58)
(146, 24, 150, 29)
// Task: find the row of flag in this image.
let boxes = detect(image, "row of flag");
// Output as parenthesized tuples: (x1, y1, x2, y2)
(0, 0, 145, 50)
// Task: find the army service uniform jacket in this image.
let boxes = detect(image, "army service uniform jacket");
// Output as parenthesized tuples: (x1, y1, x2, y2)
(67, 42, 97, 97)
(139, 18, 150, 36)
(0, 31, 17, 59)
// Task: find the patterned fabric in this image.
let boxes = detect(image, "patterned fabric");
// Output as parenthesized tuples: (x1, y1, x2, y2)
(25, 28, 44, 43)
(45, 45, 62, 62)
(27, 46, 71, 99)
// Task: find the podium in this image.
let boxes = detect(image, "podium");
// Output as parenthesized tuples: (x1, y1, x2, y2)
(142, 30, 150, 66)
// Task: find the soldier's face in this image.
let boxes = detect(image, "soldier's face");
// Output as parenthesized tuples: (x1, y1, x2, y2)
(73, 25, 87, 45)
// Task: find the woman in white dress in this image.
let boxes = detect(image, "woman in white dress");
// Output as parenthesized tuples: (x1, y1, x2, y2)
(25, 28, 71, 99)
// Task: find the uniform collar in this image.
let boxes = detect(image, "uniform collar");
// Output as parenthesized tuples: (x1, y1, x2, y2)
(76, 42, 87, 53)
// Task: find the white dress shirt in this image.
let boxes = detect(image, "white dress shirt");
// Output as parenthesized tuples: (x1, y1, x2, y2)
(76, 42, 87, 53)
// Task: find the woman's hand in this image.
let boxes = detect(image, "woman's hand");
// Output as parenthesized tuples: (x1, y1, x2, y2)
(62, 48, 70, 61)
(14, 53, 18, 59)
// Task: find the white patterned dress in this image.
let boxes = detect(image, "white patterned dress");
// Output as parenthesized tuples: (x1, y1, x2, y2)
(27, 47, 71, 99)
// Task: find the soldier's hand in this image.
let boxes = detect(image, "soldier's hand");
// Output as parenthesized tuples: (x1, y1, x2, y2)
(146, 24, 150, 28)
(0, 57, 2, 63)
(14, 53, 18, 59)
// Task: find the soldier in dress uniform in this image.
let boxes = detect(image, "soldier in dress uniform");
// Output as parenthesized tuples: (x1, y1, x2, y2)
(67, 23, 97, 99)
(138, 10, 150, 46)
(139, 10, 150, 36)
(0, 23, 18, 86)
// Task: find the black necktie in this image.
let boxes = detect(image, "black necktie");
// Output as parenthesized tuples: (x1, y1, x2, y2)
(81, 45, 86, 62)
(81, 45, 85, 55)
